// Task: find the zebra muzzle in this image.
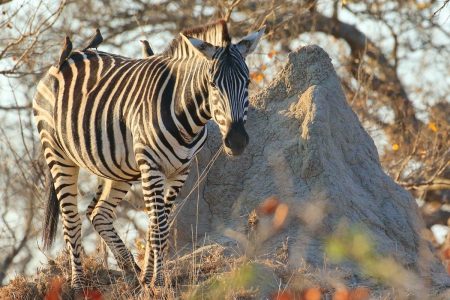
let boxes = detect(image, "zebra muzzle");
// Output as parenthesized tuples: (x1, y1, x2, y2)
(223, 121, 249, 156)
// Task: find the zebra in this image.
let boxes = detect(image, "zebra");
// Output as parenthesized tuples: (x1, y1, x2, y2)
(33, 19, 264, 290)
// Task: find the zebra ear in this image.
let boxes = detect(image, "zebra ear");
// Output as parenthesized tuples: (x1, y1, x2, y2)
(180, 33, 218, 60)
(236, 26, 266, 57)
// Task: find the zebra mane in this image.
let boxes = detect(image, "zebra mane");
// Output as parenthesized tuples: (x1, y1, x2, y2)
(162, 19, 231, 57)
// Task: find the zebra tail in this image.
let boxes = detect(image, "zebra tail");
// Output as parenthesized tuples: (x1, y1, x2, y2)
(43, 164, 59, 250)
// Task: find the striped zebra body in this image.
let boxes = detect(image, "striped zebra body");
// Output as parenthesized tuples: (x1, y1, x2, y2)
(33, 20, 264, 290)
(36, 52, 209, 180)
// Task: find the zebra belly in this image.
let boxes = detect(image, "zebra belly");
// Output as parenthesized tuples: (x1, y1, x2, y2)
(56, 125, 141, 182)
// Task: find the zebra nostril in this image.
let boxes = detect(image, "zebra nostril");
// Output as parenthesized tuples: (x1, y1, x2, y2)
(223, 122, 248, 155)
(224, 137, 231, 148)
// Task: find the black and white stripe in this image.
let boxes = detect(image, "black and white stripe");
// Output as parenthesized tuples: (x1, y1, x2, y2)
(33, 20, 264, 289)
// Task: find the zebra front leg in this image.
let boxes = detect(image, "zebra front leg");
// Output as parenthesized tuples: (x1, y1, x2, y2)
(88, 180, 141, 277)
(139, 165, 168, 287)
(164, 169, 190, 218)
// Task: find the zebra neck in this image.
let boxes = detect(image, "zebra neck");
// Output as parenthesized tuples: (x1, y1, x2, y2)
(169, 56, 212, 142)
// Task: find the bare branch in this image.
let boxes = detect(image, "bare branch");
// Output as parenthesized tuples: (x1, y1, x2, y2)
(399, 177, 450, 191)
(224, 0, 244, 22)
(433, 0, 449, 17)
(0, 104, 31, 111)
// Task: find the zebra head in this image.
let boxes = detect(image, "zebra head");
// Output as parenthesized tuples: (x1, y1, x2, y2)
(181, 27, 265, 156)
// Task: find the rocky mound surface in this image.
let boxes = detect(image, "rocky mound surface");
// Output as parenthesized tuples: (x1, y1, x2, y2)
(172, 45, 450, 296)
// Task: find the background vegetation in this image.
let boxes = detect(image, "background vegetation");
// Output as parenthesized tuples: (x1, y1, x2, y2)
(0, 0, 449, 298)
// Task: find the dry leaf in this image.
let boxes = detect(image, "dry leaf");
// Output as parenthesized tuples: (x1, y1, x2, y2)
(333, 288, 349, 300)
(271, 291, 295, 300)
(428, 122, 438, 132)
(302, 287, 321, 300)
(44, 277, 63, 300)
(349, 287, 370, 300)
(258, 196, 280, 215)
(273, 203, 289, 229)
(268, 50, 277, 58)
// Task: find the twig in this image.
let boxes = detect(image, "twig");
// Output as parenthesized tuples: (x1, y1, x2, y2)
(0, 104, 31, 111)
(224, 0, 243, 22)
(433, 0, 449, 17)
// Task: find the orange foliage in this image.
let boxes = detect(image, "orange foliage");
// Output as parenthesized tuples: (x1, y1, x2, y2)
(83, 289, 103, 300)
(135, 238, 145, 250)
(428, 122, 438, 132)
(443, 247, 450, 260)
(271, 291, 295, 300)
(268, 50, 278, 58)
(44, 277, 63, 300)
(350, 287, 370, 300)
(44, 277, 103, 300)
(334, 287, 370, 300)
(258, 196, 280, 215)
(333, 288, 349, 300)
(273, 203, 289, 230)
(302, 287, 321, 300)
(250, 71, 264, 83)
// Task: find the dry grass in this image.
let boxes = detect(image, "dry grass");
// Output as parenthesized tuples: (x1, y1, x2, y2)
(0, 243, 254, 300)
(0, 241, 423, 300)
(1, 242, 448, 300)
(2, 198, 449, 300)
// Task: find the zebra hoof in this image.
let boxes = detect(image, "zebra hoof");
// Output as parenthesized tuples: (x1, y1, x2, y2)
(153, 273, 165, 287)
(150, 286, 167, 299)
(141, 284, 167, 299)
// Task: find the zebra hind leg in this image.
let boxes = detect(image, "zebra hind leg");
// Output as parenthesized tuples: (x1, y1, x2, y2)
(138, 168, 168, 288)
(88, 180, 141, 279)
(44, 149, 84, 290)
(86, 177, 104, 219)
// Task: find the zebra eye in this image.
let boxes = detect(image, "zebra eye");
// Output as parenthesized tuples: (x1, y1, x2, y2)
(210, 81, 216, 88)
